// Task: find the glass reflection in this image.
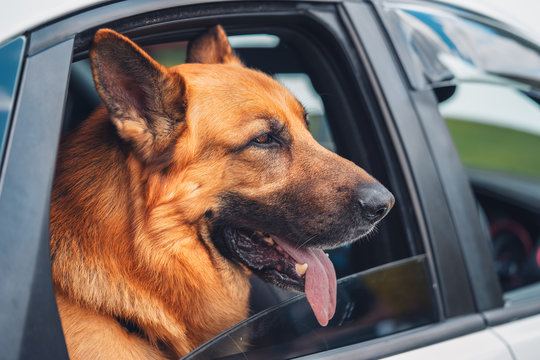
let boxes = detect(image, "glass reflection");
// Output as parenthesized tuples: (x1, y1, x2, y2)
(384, 2, 540, 88)
(0, 37, 25, 163)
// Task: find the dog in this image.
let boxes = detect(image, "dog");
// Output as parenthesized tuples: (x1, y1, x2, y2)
(49, 25, 394, 359)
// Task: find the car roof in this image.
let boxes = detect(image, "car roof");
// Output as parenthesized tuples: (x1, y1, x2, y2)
(0, 0, 109, 46)
(1, 0, 535, 47)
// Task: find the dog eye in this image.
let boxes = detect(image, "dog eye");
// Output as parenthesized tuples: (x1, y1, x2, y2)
(251, 133, 276, 146)
(254, 134, 270, 144)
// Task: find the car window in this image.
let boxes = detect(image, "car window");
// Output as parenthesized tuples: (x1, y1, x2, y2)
(442, 83, 540, 181)
(146, 35, 415, 280)
(64, 32, 407, 280)
(0, 37, 25, 174)
(383, 1, 540, 295)
(61, 24, 434, 358)
(381, 1, 540, 89)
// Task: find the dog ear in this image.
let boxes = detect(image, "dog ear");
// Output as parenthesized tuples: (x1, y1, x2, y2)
(186, 25, 243, 65)
(90, 29, 186, 169)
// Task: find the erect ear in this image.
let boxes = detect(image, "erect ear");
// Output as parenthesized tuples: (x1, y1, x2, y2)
(186, 25, 243, 65)
(90, 29, 186, 169)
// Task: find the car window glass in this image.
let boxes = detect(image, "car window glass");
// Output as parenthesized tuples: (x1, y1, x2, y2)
(443, 83, 540, 295)
(183, 256, 437, 360)
(385, 2, 540, 295)
(0, 37, 25, 172)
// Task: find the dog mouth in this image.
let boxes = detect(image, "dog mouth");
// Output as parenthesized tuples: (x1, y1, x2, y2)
(223, 227, 336, 326)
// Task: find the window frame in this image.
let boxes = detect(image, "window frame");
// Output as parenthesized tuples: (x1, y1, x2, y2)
(0, 38, 72, 359)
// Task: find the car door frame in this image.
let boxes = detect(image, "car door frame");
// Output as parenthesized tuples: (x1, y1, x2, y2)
(368, 0, 505, 314)
(0, 37, 72, 359)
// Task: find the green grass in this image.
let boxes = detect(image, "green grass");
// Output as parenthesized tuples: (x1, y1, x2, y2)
(446, 119, 540, 179)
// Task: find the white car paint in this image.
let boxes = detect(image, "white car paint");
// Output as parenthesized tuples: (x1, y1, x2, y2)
(381, 313, 540, 360)
(492, 314, 540, 360)
(381, 329, 513, 360)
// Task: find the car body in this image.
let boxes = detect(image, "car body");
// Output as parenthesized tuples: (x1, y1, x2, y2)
(1, 1, 540, 359)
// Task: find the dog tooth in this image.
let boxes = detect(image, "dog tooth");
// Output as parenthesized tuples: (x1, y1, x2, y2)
(263, 237, 275, 246)
(325, 253, 330, 257)
(295, 263, 308, 275)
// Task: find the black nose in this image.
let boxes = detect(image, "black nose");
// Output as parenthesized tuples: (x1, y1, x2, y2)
(357, 183, 395, 223)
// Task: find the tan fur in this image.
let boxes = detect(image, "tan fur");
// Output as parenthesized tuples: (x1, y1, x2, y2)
(51, 106, 251, 359)
(50, 26, 378, 359)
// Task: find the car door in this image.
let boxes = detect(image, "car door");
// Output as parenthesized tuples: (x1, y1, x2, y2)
(376, 0, 540, 358)
(0, 1, 508, 359)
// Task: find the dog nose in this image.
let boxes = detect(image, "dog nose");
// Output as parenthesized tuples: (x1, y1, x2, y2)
(357, 183, 395, 223)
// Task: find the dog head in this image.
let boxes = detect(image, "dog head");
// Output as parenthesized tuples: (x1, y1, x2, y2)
(90, 26, 394, 325)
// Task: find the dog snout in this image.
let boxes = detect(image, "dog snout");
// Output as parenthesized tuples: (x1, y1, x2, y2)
(357, 183, 395, 223)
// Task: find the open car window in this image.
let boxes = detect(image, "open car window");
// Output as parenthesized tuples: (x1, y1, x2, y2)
(64, 29, 421, 281)
(59, 8, 433, 357)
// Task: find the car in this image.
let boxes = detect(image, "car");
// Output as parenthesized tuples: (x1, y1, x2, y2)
(1, 0, 540, 359)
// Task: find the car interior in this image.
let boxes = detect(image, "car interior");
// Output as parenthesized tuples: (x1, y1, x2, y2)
(468, 158, 540, 293)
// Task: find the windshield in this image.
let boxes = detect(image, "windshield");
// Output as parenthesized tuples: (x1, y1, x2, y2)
(182, 256, 436, 360)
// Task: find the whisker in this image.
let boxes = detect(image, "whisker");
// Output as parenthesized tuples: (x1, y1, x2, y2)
(296, 234, 318, 249)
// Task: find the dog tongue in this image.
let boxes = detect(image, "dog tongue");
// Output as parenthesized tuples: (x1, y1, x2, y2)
(273, 237, 337, 326)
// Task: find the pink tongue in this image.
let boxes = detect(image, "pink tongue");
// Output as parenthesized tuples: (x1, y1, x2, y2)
(273, 238, 337, 326)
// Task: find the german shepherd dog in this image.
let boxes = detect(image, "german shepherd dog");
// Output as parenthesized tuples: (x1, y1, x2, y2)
(50, 25, 394, 359)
